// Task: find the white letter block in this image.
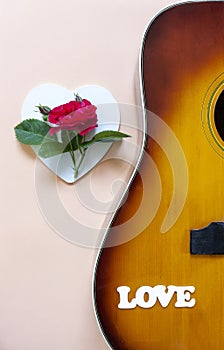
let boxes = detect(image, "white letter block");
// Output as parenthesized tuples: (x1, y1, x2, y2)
(153, 285, 176, 308)
(136, 286, 157, 308)
(175, 286, 196, 308)
(117, 286, 137, 309)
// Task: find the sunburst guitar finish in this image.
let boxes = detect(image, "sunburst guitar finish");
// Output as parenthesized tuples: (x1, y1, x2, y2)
(94, 2, 224, 349)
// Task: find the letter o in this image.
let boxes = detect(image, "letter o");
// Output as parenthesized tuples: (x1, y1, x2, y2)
(136, 286, 157, 308)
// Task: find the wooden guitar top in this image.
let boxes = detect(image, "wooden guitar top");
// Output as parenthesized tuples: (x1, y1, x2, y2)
(94, 2, 224, 349)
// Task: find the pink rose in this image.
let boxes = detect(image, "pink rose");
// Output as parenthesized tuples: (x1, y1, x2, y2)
(49, 99, 98, 136)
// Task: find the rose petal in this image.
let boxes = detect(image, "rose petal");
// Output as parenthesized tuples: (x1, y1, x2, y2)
(79, 124, 98, 136)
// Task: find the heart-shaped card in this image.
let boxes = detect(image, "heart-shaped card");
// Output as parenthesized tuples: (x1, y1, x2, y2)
(21, 84, 120, 183)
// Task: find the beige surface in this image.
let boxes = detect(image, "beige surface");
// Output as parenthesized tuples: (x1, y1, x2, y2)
(1, 1, 177, 349)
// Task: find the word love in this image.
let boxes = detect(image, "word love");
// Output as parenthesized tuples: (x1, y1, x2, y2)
(117, 285, 196, 309)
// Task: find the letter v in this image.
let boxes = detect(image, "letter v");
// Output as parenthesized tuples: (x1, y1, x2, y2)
(153, 285, 176, 308)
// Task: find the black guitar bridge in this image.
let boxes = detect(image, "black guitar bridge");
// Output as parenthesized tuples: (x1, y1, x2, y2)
(190, 222, 224, 255)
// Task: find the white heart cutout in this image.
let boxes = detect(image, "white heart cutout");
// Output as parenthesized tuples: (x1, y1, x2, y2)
(21, 84, 120, 183)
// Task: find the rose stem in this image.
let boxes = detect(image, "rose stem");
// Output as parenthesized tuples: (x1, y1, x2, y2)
(73, 134, 86, 178)
(76, 149, 86, 174)
(76, 133, 83, 154)
(66, 131, 77, 178)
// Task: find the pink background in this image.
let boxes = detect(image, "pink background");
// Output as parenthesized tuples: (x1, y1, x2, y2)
(1, 1, 180, 349)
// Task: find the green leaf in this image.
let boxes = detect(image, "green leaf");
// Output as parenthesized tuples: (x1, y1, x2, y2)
(82, 130, 130, 149)
(94, 130, 130, 141)
(38, 131, 84, 158)
(38, 137, 67, 158)
(14, 120, 86, 158)
(14, 119, 50, 145)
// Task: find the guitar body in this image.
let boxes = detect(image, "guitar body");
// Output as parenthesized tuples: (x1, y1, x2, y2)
(94, 2, 224, 349)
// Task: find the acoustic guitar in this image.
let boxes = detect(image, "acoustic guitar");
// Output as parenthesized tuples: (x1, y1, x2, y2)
(93, 2, 224, 349)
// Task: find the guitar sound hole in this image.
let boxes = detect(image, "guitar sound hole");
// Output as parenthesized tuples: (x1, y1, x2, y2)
(215, 90, 224, 141)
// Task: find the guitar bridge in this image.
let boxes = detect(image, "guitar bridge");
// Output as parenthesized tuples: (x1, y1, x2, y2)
(190, 222, 224, 254)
